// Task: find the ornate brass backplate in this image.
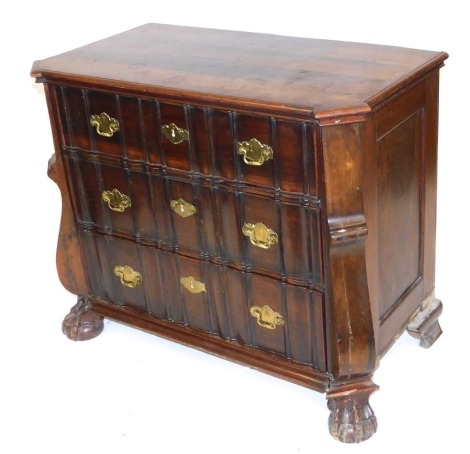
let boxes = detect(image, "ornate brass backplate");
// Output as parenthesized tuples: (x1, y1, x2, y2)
(89, 112, 120, 137)
(170, 198, 197, 218)
(102, 189, 132, 212)
(237, 138, 273, 166)
(242, 222, 278, 249)
(114, 265, 142, 288)
(250, 305, 284, 330)
(180, 276, 206, 294)
(161, 123, 189, 144)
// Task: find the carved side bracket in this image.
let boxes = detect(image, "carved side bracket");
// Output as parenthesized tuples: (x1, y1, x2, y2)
(328, 214, 368, 243)
(322, 123, 377, 380)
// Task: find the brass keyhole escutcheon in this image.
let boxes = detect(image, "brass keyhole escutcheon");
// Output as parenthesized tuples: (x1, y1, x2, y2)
(250, 305, 284, 330)
(180, 276, 206, 294)
(114, 265, 142, 288)
(90, 112, 120, 137)
(161, 123, 189, 144)
(170, 198, 197, 218)
(237, 138, 273, 166)
(242, 222, 278, 249)
(102, 189, 131, 212)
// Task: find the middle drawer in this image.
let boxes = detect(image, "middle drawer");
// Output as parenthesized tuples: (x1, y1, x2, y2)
(64, 153, 323, 285)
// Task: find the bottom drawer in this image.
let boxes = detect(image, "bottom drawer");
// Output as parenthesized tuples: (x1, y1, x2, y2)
(79, 230, 326, 370)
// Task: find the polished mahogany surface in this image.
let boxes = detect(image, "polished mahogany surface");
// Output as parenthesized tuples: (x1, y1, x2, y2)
(32, 23, 447, 120)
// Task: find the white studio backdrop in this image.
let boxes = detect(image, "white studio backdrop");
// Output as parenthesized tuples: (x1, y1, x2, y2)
(0, 1, 467, 453)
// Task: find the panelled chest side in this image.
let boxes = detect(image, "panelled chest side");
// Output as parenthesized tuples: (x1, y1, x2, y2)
(32, 24, 448, 443)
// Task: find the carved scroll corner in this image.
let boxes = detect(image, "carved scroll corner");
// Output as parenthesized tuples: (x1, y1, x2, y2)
(47, 152, 59, 182)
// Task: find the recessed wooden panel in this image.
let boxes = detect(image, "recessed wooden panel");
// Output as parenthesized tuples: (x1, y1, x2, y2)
(377, 111, 422, 319)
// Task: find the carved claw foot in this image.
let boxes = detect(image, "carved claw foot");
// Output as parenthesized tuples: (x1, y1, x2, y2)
(407, 297, 443, 348)
(62, 297, 104, 341)
(327, 381, 378, 443)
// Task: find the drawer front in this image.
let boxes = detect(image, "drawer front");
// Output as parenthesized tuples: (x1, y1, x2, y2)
(55, 85, 319, 197)
(79, 231, 326, 370)
(56, 86, 150, 161)
(64, 153, 323, 284)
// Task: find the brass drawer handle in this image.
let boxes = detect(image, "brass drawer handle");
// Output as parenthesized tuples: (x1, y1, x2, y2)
(180, 276, 206, 294)
(170, 198, 197, 218)
(237, 138, 273, 166)
(102, 189, 131, 212)
(242, 222, 278, 249)
(90, 112, 120, 137)
(250, 305, 284, 330)
(162, 123, 189, 144)
(114, 265, 142, 288)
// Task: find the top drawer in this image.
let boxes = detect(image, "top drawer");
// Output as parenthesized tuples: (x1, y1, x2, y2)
(55, 86, 319, 196)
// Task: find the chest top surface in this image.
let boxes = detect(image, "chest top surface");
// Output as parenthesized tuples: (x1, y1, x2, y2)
(31, 23, 447, 120)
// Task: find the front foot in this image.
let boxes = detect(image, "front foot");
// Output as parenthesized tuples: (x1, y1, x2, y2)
(327, 381, 378, 443)
(407, 297, 443, 348)
(62, 297, 104, 341)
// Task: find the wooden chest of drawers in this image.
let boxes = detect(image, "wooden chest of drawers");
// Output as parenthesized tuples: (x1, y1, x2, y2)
(31, 24, 447, 443)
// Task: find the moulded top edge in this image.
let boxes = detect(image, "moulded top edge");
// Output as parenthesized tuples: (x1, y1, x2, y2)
(31, 23, 449, 123)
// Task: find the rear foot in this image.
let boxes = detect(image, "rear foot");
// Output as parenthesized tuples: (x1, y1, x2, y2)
(407, 297, 443, 348)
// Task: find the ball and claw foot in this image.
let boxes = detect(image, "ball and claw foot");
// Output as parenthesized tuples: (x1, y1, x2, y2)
(62, 297, 104, 341)
(327, 382, 378, 443)
(407, 298, 443, 349)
